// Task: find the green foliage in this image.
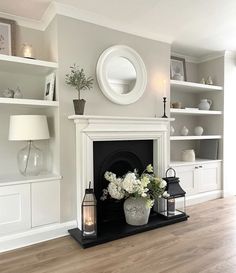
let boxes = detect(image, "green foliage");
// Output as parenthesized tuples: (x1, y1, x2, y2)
(65, 64, 93, 100)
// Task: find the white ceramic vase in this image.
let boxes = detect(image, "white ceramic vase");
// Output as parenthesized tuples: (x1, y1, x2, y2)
(123, 197, 150, 226)
(180, 126, 189, 136)
(170, 126, 175, 136)
(182, 149, 195, 162)
(194, 126, 204, 136)
(198, 99, 212, 110)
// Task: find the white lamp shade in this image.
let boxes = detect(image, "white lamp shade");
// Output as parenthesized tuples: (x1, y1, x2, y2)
(9, 115, 50, 141)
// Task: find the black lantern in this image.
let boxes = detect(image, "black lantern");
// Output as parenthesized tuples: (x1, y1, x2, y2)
(81, 182, 97, 238)
(158, 168, 186, 219)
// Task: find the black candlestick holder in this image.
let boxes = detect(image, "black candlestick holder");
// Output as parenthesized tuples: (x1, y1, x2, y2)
(162, 97, 168, 118)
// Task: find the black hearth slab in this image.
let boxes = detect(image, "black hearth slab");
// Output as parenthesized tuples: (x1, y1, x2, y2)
(68, 214, 189, 248)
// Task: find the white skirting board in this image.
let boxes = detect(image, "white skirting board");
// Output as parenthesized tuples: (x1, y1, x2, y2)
(0, 220, 77, 253)
(186, 190, 223, 206)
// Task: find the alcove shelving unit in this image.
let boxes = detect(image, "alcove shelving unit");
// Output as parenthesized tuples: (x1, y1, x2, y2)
(169, 67, 224, 204)
(0, 54, 61, 237)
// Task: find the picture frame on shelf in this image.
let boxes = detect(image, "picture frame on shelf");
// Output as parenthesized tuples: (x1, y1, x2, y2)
(44, 73, 55, 101)
(0, 17, 15, 56)
(170, 56, 187, 81)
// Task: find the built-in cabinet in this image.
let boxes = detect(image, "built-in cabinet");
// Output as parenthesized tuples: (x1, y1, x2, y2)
(171, 161, 221, 197)
(0, 54, 61, 237)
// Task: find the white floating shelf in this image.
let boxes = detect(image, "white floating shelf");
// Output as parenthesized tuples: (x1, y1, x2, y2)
(170, 135, 222, 140)
(0, 54, 58, 75)
(170, 159, 222, 167)
(170, 80, 223, 93)
(0, 173, 62, 187)
(170, 108, 222, 115)
(0, 97, 59, 107)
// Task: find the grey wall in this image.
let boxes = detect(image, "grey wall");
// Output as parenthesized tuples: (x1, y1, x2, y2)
(56, 15, 171, 221)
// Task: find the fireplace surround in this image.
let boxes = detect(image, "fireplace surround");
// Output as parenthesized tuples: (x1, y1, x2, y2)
(68, 115, 187, 247)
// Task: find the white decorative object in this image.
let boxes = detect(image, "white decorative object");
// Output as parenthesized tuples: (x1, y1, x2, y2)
(22, 44, 34, 59)
(200, 78, 205, 84)
(44, 73, 55, 101)
(9, 115, 50, 176)
(180, 126, 189, 136)
(14, 86, 23, 98)
(194, 126, 204, 136)
(96, 45, 147, 105)
(170, 126, 175, 135)
(3, 88, 14, 98)
(206, 76, 213, 85)
(198, 99, 212, 110)
(182, 149, 195, 162)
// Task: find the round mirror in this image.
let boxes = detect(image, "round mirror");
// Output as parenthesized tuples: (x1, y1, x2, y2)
(107, 57, 137, 95)
(96, 45, 147, 105)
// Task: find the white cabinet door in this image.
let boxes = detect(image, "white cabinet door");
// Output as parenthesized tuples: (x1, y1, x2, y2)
(31, 180, 60, 227)
(0, 184, 31, 236)
(174, 165, 196, 195)
(195, 162, 221, 193)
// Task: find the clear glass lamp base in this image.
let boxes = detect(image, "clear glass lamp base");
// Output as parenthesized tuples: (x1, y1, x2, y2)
(17, 141, 43, 176)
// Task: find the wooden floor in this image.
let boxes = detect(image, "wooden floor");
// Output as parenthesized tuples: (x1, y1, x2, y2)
(1, 198, 236, 273)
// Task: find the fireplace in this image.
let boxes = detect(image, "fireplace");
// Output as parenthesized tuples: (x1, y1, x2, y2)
(93, 140, 153, 229)
(68, 115, 188, 248)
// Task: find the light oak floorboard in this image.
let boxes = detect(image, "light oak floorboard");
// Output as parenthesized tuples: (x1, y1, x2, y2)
(1, 197, 236, 273)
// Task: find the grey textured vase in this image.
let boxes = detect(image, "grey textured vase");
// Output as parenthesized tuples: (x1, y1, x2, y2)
(73, 99, 86, 115)
(123, 197, 150, 226)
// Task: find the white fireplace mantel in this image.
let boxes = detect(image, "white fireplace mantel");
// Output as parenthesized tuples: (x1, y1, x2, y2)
(69, 115, 173, 229)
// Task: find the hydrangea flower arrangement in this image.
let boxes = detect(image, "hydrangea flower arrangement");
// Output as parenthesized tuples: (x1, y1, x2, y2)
(101, 164, 169, 208)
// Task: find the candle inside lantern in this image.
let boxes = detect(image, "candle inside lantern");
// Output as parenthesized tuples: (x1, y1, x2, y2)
(168, 198, 175, 215)
(83, 206, 96, 235)
(84, 217, 95, 234)
(22, 44, 34, 58)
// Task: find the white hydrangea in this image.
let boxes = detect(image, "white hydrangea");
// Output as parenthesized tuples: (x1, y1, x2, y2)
(140, 176, 150, 187)
(104, 171, 117, 183)
(122, 173, 138, 194)
(108, 182, 125, 200)
(163, 191, 170, 198)
(160, 179, 167, 188)
(146, 164, 153, 173)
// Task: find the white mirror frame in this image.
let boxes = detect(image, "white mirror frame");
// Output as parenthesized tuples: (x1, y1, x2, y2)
(96, 45, 147, 105)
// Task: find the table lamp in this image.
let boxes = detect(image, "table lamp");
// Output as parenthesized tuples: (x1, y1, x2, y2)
(9, 115, 50, 176)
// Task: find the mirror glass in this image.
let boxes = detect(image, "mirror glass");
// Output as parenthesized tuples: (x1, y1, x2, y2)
(107, 57, 137, 94)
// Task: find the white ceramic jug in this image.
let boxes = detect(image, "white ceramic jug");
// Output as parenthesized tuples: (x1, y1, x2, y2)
(182, 149, 195, 162)
(198, 99, 212, 110)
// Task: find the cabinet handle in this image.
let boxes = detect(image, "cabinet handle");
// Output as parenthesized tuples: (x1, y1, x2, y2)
(195, 166, 199, 169)
(199, 166, 203, 168)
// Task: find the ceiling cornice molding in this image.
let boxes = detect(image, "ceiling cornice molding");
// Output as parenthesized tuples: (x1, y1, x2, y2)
(0, 11, 44, 30)
(172, 51, 225, 64)
(198, 52, 225, 63)
(53, 2, 172, 44)
(0, 1, 172, 43)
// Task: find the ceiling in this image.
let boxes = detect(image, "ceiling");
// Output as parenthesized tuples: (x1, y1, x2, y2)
(1, 0, 236, 58)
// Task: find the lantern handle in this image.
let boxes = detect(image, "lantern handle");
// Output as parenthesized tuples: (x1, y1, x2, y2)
(165, 167, 176, 178)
